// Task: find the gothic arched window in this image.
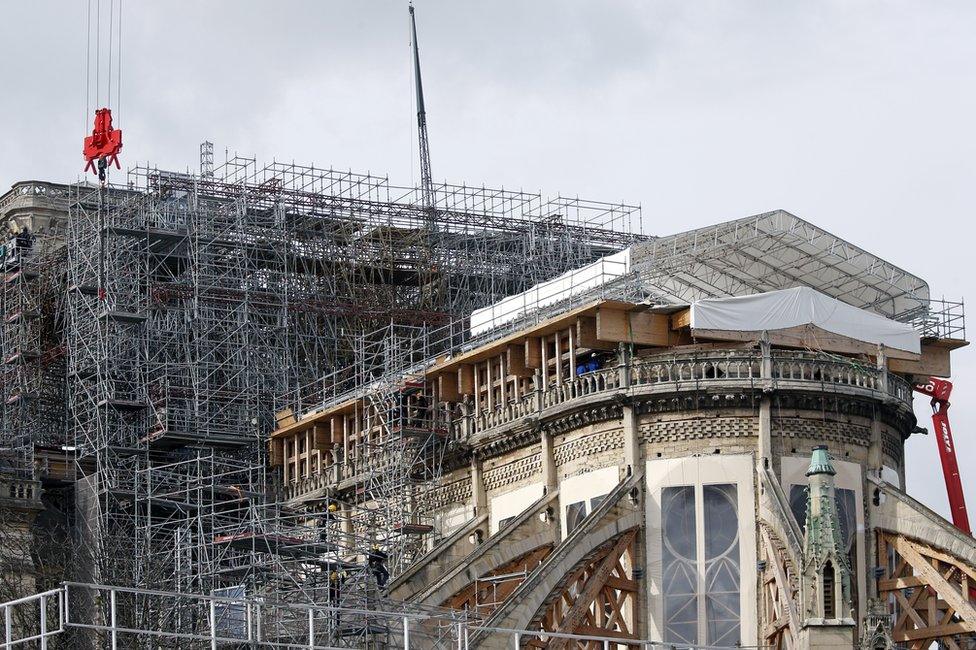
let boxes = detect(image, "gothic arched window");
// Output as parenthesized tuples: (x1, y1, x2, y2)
(662, 484, 741, 646)
(822, 561, 835, 618)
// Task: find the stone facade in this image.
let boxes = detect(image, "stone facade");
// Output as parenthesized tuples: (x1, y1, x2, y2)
(401, 344, 921, 647)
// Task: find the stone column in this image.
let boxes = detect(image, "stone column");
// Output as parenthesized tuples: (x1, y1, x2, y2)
(471, 456, 487, 516)
(867, 345, 887, 475)
(758, 335, 773, 469)
(623, 404, 640, 477)
(617, 342, 631, 389)
(541, 430, 557, 493)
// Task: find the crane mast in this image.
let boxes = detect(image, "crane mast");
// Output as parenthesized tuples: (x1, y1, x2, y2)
(409, 3, 435, 214)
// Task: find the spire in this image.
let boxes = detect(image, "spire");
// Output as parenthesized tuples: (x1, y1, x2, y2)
(800, 445, 854, 627)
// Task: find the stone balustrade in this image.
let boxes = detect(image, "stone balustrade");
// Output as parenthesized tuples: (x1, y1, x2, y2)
(0, 477, 42, 508)
(457, 349, 912, 439)
(281, 349, 913, 500)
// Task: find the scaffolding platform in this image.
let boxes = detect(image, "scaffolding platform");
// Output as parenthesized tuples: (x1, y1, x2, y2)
(336, 622, 391, 637)
(97, 309, 147, 324)
(96, 398, 147, 411)
(393, 522, 434, 535)
(391, 424, 444, 438)
(213, 531, 344, 559)
(141, 427, 254, 450)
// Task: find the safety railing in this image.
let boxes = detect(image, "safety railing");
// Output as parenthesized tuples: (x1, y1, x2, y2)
(0, 586, 65, 649)
(1, 581, 763, 649)
(907, 298, 965, 341)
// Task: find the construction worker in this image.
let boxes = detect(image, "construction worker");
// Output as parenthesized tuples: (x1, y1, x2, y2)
(319, 501, 339, 543)
(412, 392, 429, 428)
(328, 569, 346, 627)
(388, 392, 408, 429)
(585, 352, 601, 373)
(15, 229, 33, 251)
(575, 356, 587, 376)
(576, 352, 602, 376)
(367, 544, 389, 589)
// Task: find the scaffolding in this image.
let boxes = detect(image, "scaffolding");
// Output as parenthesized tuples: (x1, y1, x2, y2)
(1, 146, 971, 646)
(53, 150, 643, 642)
(0, 221, 66, 481)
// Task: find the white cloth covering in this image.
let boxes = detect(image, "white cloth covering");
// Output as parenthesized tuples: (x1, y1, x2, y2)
(690, 286, 920, 354)
(469, 247, 631, 336)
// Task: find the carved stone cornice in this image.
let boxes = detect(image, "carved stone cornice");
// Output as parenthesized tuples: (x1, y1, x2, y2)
(540, 403, 623, 437)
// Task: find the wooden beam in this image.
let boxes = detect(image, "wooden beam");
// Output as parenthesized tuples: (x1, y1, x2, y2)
(548, 530, 636, 650)
(269, 437, 284, 466)
(524, 337, 543, 368)
(330, 416, 344, 444)
(896, 622, 972, 643)
(879, 575, 926, 591)
(312, 424, 331, 451)
(428, 298, 635, 372)
(271, 396, 359, 439)
(596, 307, 629, 341)
(891, 535, 976, 629)
(630, 311, 670, 346)
(275, 408, 296, 427)
(567, 325, 576, 380)
(911, 543, 976, 584)
(458, 364, 474, 395)
(671, 308, 691, 330)
(761, 527, 799, 639)
(507, 344, 534, 378)
(603, 575, 638, 592)
(596, 307, 669, 346)
(438, 372, 460, 402)
(889, 343, 951, 378)
(554, 330, 563, 385)
(576, 316, 617, 350)
(692, 324, 920, 361)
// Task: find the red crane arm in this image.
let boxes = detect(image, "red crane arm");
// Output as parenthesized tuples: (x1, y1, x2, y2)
(914, 377, 971, 535)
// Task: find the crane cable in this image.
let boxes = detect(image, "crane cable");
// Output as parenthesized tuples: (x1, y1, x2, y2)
(85, 0, 124, 302)
(86, 0, 123, 121)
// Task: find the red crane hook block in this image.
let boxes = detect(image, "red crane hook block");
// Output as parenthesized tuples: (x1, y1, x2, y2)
(83, 108, 123, 178)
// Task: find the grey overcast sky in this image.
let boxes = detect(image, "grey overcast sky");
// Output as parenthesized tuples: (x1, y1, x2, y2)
(2, 2, 974, 518)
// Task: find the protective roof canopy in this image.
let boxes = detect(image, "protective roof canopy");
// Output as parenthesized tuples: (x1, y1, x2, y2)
(690, 286, 921, 354)
(631, 210, 930, 323)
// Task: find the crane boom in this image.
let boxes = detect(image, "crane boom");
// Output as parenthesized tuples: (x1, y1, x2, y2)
(914, 377, 971, 535)
(409, 3, 435, 213)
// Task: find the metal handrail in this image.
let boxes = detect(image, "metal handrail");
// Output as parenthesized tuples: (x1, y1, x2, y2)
(0, 581, 773, 650)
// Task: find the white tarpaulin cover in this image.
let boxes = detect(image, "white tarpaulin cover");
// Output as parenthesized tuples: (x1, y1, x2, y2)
(469, 247, 631, 336)
(690, 286, 920, 354)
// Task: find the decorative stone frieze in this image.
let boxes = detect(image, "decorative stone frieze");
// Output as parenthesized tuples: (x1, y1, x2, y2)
(429, 477, 473, 511)
(639, 415, 758, 443)
(553, 428, 624, 469)
(483, 453, 542, 492)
